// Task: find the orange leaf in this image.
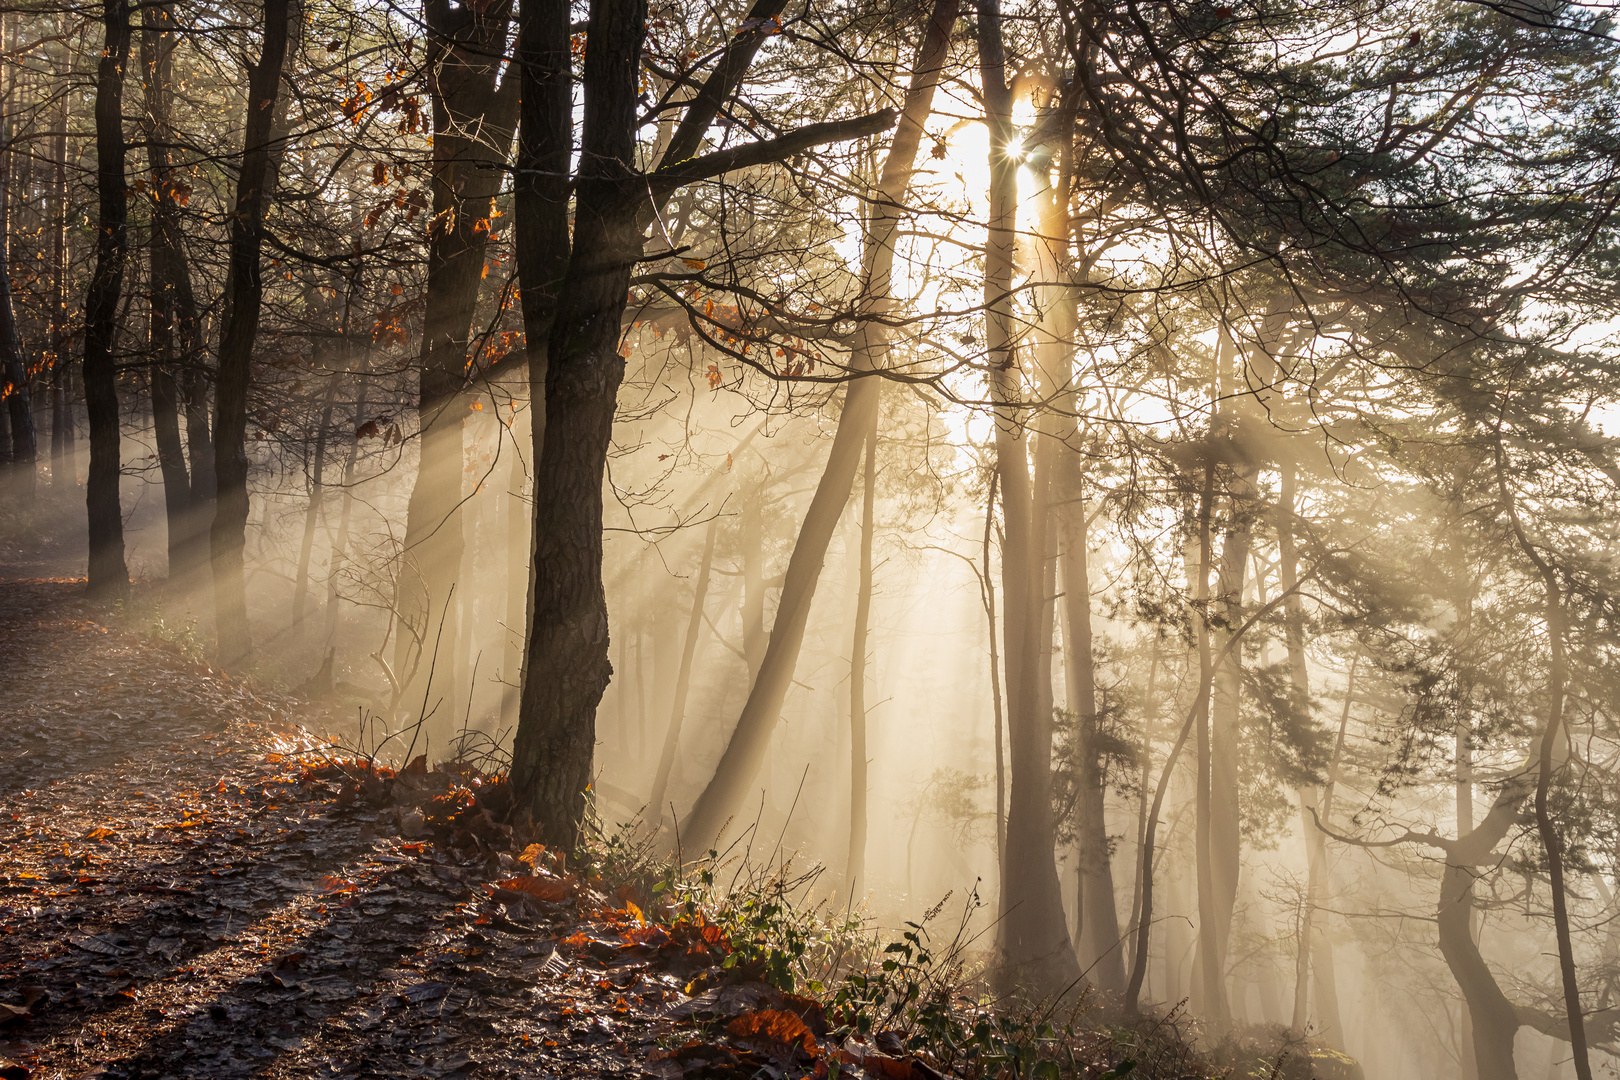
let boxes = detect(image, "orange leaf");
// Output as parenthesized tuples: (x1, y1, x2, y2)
(321, 874, 357, 893)
(86, 827, 115, 841)
(496, 876, 573, 903)
(682, 257, 706, 270)
(518, 843, 546, 867)
(727, 1009, 818, 1057)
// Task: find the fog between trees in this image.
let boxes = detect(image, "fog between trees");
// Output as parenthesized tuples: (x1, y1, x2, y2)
(5, 0, 1620, 1074)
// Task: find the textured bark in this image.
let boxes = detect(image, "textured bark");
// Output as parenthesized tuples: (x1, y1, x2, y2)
(677, 0, 953, 850)
(510, 0, 648, 847)
(83, 0, 133, 598)
(647, 514, 718, 826)
(395, 0, 519, 727)
(846, 409, 877, 897)
(210, 0, 293, 665)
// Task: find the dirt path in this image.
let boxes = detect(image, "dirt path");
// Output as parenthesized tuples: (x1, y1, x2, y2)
(0, 576, 679, 1080)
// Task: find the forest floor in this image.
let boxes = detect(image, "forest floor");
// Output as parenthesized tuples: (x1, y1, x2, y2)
(0, 563, 888, 1080)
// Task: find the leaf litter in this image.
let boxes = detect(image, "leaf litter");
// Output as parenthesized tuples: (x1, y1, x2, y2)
(0, 577, 977, 1080)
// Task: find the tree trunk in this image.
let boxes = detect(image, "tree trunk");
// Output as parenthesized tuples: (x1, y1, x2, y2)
(50, 19, 71, 488)
(984, 471, 1006, 870)
(210, 0, 293, 664)
(1060, 489, 1125, 992)
(1193, 459, 1222, 1017)
(325, 377, 368, 646)
(142, 2, 208, 578)
(647, 513, 718, 826)
(976, 0, 1080, 999)
(0, 14, 36, 501)
(846, 407, 878, 897)
(510, 0, 650, 848)
(500, 405, 531, 728)
(677, 0, 958, 851)
(83, 0, 133, 598)
(292, 376, 340, 628)
(394, 0, 518, 731)
(1525, 550, 1591, 1080)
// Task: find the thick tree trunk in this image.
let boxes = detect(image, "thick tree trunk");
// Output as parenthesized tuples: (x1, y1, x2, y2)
(83, 0, 133, 598)
(510, 0, 649, 848)
(846, 408, 878, 897)
(1192, 460, 1223, 1017)
(209, 0, 293, 664)
(394, 0, 518, 730)
(677, 0, 956, 851)
(647, 514, 718, 826)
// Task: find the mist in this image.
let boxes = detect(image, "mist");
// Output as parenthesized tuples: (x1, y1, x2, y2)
(3, 0, 1620, 1077)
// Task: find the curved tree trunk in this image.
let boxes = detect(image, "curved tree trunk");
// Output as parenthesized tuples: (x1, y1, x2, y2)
(83, 0, 133, 598)
(677, 0, 958, 851)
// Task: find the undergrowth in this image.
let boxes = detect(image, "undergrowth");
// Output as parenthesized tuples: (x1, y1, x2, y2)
(571, 804, 1222, 1080)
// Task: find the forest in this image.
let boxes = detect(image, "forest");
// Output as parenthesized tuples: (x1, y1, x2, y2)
(1, 0, 1618, 1077)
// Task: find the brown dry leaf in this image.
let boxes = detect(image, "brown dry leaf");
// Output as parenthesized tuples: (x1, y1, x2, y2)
(495, 876, 573, 903)
(726, 1008, 818, 1058)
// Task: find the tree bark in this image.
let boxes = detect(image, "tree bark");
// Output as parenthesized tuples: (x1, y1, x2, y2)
(676, 0, 955, 851)
(510, 0, 649, 847)
(83, 0, 133, 598)
(210, 0, 294, 665)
